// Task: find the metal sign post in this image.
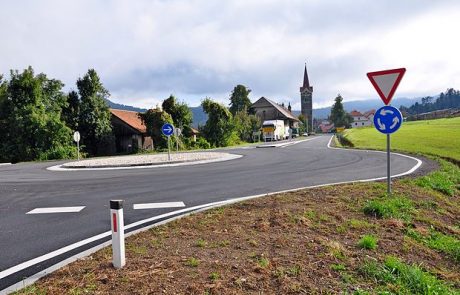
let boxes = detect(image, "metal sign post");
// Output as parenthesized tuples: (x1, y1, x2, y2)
(175, 128, 181, 152)
(367, 68, 406, 195)
(387, 134, 390, 194)
(73, 131, 80, 161)
(162, 123, 174, 162)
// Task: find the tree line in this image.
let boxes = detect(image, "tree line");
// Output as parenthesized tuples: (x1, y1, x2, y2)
(141, 84, 260, 150)
(400, 88, 460, 116)
(0, 66, 261, 162)
(0, 67, 113, 163)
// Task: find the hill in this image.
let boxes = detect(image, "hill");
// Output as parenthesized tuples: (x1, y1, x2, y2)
(105, 99, 147, 113)
(312, 97, 421, 119)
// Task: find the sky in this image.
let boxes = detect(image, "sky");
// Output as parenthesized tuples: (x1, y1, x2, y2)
(1, 0, 460, 110)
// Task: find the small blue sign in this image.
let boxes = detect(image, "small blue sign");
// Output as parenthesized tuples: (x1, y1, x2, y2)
(161, 123, 174, 136)
(373, 105, 403, 134)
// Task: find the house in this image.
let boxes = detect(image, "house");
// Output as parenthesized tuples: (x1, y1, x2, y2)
(350, 109, 375, 128)
(110, 109, 153, 152)
(318, 120, 335, 133)
(190, 127, 199, 142)
(250, 97, 300, 129)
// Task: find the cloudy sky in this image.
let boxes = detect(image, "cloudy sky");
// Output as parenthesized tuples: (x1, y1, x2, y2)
(1, 0, 459, 110)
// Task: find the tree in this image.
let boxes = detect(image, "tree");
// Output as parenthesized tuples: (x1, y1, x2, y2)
(0, 67, 76, 162)
(62, 90, 80, 131)
(229, 85, 252, 115)
(298, 114, 307, 134)
(329, 94, 353, 128)
(161, 95, 193, 129)
(201, 98, 237, 147)
(139, 107, 174, 150)
(76, 69, 114, 156)
(233, 111, 261, 142)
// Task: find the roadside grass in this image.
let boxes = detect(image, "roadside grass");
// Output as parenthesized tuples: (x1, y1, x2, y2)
(358, 256, 458, 294)
(185, 257, 200, 267)
(342, 117, 460, 162)
(415, 159, 460, 196)
(358, 235, 378, 250)
(407, 228, 460, 263)
(363, 194, 414, 221)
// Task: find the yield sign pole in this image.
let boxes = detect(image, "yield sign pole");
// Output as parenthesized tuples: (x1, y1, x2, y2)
(367, 68, 406, 195)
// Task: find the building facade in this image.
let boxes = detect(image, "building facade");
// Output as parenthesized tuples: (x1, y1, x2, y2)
(300, 64, 313, 132)
(110, 109, 154, 152)
(350, 109, 375, 128)
(250, 97, 300, 129)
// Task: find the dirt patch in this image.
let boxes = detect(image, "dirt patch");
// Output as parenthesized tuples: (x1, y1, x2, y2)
(18, 179, 460, 294)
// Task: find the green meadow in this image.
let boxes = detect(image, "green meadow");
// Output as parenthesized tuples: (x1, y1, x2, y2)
(343, 117, 460, 162)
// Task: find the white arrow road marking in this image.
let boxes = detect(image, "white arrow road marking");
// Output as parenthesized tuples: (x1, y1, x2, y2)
(27, 206, 85, 214)
(390, 117, 400, 129)
(133, 202, 186, 210)
(377, 118, 386, 130)
(380, 109, 394, 116)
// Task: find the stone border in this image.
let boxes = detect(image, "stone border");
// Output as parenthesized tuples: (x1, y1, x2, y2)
(47, 152, 243, 171)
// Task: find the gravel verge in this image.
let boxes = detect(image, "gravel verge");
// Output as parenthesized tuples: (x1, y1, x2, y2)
(61, 152, 238, 168)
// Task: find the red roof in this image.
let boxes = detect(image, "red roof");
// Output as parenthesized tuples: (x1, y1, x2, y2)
(110, 109, 147, 133)
(319, 123, 335, 133)
(363, 109, 376, 118)
(350, 110, 363, 117)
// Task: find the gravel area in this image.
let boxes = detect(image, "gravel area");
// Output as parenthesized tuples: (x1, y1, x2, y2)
(62, 152, 235, 168)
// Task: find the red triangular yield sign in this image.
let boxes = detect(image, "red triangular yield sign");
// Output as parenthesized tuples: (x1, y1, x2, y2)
(367, 68, 406, 105)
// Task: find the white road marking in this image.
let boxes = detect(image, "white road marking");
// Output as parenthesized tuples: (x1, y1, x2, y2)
(26, 206, 85, 214)
(326, 135, 423, 177)
(0, 163, 11, 166)
(2, 136, 424, 293)
(279, 137, 321, 148)
(133, 202, 185, 210)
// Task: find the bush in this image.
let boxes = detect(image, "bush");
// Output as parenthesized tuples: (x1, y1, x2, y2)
(191, 137, 211, 150)
(336, 133, 354, 147)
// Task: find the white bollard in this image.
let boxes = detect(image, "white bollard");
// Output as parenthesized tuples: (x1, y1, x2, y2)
(110, 200, 125, 269)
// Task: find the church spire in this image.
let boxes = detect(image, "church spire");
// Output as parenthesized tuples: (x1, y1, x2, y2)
(303, 62, 310, 89)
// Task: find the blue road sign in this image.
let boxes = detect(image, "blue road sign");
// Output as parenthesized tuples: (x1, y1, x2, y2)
(373, 105, 402, 134)
(161, 123, 174, 136)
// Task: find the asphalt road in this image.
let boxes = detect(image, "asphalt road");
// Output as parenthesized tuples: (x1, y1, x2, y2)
(0, 135, 422, 291)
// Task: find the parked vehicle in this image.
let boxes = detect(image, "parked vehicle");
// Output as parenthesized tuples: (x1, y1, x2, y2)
(262, 120, 286, 141)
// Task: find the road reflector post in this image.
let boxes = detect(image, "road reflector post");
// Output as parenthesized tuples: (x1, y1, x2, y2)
(110, 200, 125, 269)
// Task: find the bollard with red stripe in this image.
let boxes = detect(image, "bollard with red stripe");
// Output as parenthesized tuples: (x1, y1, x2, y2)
(110, 200, 125, 268)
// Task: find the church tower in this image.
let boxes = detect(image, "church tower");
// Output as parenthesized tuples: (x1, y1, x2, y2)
(300, 63, 313, 132)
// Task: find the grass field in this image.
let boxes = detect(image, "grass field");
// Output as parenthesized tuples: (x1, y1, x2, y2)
(342, 117, 460, 162)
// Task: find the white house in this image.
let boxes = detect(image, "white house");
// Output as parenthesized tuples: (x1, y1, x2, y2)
(350, 109, 375, 128)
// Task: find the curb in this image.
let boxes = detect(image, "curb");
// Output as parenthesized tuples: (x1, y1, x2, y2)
(256, 137, 317, 148)
(47, 153, 243, 171)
